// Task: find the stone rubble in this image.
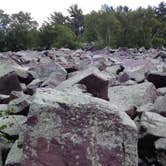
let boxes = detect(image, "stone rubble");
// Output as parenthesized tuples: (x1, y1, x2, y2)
(0, 48, 164, 165)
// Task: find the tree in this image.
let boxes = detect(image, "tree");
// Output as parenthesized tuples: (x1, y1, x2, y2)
(0, 10, 10, 51)
(39, 24, 77, 49)
(67, 4, 84, 36)
(5, 11, 39, 51)
(48, 12, 66, 25)
(155, 2, 166, 22)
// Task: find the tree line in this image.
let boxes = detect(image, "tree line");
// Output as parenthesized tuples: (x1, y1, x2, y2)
(0, 2, 165, 51)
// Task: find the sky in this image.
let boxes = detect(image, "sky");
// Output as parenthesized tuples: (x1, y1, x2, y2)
(0, 0, 164, 25)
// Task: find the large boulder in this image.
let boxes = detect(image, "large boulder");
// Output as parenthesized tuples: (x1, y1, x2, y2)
(108, 82, 158, 112)
(22, 88, 138, 166)
(56, 67, 110, 100)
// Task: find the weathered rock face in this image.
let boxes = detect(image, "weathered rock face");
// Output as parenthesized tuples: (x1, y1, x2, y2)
(108, 82, 158, 112)
(56, 67, 110, 100)
(22, 88, 138, 166)
(29, 62, 67, 81)
(140, 112, 166, 138)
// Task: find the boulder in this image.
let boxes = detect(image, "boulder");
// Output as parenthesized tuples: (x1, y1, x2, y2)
(0, 115, 26, 136)
(22, 88, 138, 166)
(26, 79, 43, 95)
(8, 95, 32, 115)
(154, 95, 166, 116)
(5, 134, 23, 166)
(41, 70, 67, 88)
(146, 72, 166, 88)
(0, 72, 22, 95)
(108, 82, 158, 112)
(157, 87, 166, 96)
(28, 62, 67, 81)
(155, 138, 166, 150)
(140, 112, 166, 138)
(56, 67, 110, 100)
(155, 138, 166, 166)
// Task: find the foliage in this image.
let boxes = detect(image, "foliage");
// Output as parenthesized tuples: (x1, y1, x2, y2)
(0, 2, 165, 51)
(39, 24, 77, 49)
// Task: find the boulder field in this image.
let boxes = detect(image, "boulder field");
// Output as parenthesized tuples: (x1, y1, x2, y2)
(0, 47, 165, 166)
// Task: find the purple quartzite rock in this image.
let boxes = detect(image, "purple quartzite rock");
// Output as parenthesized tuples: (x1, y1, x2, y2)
(0, 72, 22, 95)
(22, 88, 138, 166)
(56, 67, 110, 100)
(146, 72, 166, 88)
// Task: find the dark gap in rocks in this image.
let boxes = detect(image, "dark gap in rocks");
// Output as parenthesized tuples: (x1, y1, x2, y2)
(13, 106, 30, 116)
(66, 68, 78, 79)
(18, 74, 34, 85)
(138, 134, 160, 165)
(116, 65, 125, 75)
(2, 148, 10, 166)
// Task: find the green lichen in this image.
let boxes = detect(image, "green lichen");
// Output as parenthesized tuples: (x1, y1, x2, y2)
(0, 108, 16, 118)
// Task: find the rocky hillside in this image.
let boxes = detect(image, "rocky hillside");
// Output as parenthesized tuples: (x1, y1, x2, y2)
(0, 47, 166, 166)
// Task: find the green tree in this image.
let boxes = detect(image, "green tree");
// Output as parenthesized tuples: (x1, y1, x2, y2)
(5, 11, 39, 51)
(39, 24, 77, 49)
(67, 4, 84, 36)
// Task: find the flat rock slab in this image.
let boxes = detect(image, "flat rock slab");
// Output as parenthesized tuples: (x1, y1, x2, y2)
(22, 88, 138, 166)
(108, 82, 158, 112)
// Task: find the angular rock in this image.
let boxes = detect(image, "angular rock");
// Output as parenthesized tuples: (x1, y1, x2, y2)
(137, 103, 156, 113)
(22, 88, 138, 166)
(0, 135, 13, 166)
(146, 72, 166, 88)
(157, 87, 166, 96)
(26, 79, 43, 95)
(155, 138, 166, 150)
(5, 134, 23, 166)
(0, 115, 26, 136)
(140, 112, 166, 138)
(155, 138, 166, 166)
(0, 72, 22, 95)
(8, 95, 31, 115)
(56, 67, 110, 100)
(29, 62, 67, 81)
(41, 70, 67, 88)
(108, 82, 158, 112)
(154, 95, 166, 116)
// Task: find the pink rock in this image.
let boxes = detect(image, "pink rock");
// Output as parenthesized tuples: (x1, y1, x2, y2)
(22, 88, 138, 166)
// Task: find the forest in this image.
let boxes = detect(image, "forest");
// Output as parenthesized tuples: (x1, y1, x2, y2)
(0, 2, 165, 51)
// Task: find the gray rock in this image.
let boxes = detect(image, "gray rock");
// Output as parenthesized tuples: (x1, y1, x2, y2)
(21, 88, 138, 166)
(0, 115, 26, 136)
(154, 95, 166, 116)
(108, 82, 158, 112)
(157, 87, 166, 96)
(5, 134, 23, 166)
(140, 112, 166, 138)
(8, 95, 31, 115)
(155, 138, 166, 150)
(26, 79, 43, 95)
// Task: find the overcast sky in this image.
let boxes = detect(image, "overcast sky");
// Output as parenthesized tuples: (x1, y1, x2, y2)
(1, 0, 163, 25)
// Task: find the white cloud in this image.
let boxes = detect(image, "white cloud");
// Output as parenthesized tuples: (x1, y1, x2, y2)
(0, 0, 163, 25)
